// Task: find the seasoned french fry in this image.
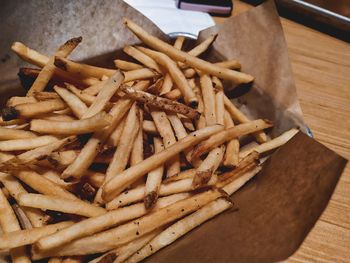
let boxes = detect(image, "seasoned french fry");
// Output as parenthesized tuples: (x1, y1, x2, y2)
(223, 110, 240, 167)
(239, 128, 299, 158)
(107, 116, 126, 147)
(123, 46, 161, 73)
(142, 120, 158, 134)
(82, 71, 124, 119)
(35, 194, 187, 252)
(137, 47, 198, 107)
(54, 86, 87, 118)
(151, 110, 180, 178)
(33, 189, 222, 258)
(121, 86, 200, 119)
(1, 99, 66, 121)
(30, 112, 112, 135)
(124, 19, 253, 84)
(0, 127, 37, 140)
(124, 68, 159, 82)
(125, 197, 232, 263)
(7, 96, 37, 107)
(27, 37, 82, 96)
(114, 60, 143, 71)
(173, 36, 185, 50)
(0, 135, 58, 151)
(0, 189, 30, 263)
(144, 137, 164, 209)
(0, 221, 73, 251)
(33, 92, 60, 101)
(192, 120, 272, 159)
(102, 124, 223, 202)
(131, 109, 144, 166)
(54, 56, 116, 79)
(18, 193, 106, 217)
(200, 74, 216, 125)
(224, 95, 267, 143)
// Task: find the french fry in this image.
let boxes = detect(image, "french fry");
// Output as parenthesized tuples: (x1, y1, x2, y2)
(163, 169, 196, 183)
(30, 112, 112, 135)
(33, 92, 60, 101)
(123, 46, 162, 73)
(102, 124, 223, 202)
(163, 88, 182, 100)
(33, 189, 223, 258)
(159, 73, 173, 95)
(1, 99, 66, 121)
(48, 150, 78, 168)
(0, 127, 37, 140)
(213, 77, 225, 125)
(144, 137, 164, 209)
(85, 171, 105, 188)
(27, 37, 82, 96)
(121, 86, 200, 119)
(124, 68, 159, 83)
(224, 95, 267, 143)
(7, 96, 37, 107)
(82, 71, 124, 119)
(114, 60, 143, 71)
(35, 194, 187, 252)
(53, 107, 73, 115)
(81, 79, 107, 96)
(18, 193, 106, 217)
(131, 109, 144, 166)
(41, 114, 76, 122)
(173, 36, 185, 50)
(11, 203, 32, 230)
(192, 119, 272, 159)
(151, 110, 180, 178)
(54, 86, 87, 118)
(137, 46, 198, 107)
(124, 19, 253, 84)
(0, 152, 14, 164)
(200, 74, 216, 125)
(54, 57, 115, 79)
(0, 172, 48, 227)
(0, 189, 30, 263)
(142, 120, 158, 134)
(0, 221, 73, 250)
(64, 83, 96, 106)
(125, 197, 232, 263)
(0, 135, 58, 151)
(239, 128, 299, 159)
(223, 110, 240, 167)
(107, 116, 126, 147)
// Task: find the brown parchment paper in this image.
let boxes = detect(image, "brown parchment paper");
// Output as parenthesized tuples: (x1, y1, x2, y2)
(0, 0, 347, 262)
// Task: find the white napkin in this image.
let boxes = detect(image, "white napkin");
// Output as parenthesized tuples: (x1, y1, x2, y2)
(123, 0, 215, 38)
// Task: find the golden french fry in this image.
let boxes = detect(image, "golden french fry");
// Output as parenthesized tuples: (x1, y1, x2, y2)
(0, 152, 14, 164)
(27, 37, 82, 96)
(114, 60, 143, 71)
(85, 171, 105, 188)
(131, 109, 144, 166)
(64, 83, 96, 106)
(7, 96, 37, 107)
(159, 74, 173, 95)
(163, 88, 182, 100)
(54, 86, 87, 118)
(81, 79, 107, 96)
(163, 169, 196, 184)
(123, 46, 161, 73)
(173, 36, 185, 50)
(18, 193, 106, 217)
(107, 116, 126, 147)
(142, 120, 158, 134)
(0, 189, 31, 263)
(30, 112, 112, 135)
(0, 127, 37, 140)
(124, 19, 253, 84)
(223, 110, 240, 167)
(192, 119, 272, 159)
(212, 77, 225, 125)
(215, 59, 241, 70)
(224, 95, 267, 143)
(137, 46, 198, 107)
(1, 99, 66, 121)
(0, 135, 58, 151)
(124, 68, 159, 82)
(121, 86, 200, 119)
(33, 92, 60, 101)
(125, 197, 232, 263)
(48, 150, 78, 168)
(200, 74, 216, 125)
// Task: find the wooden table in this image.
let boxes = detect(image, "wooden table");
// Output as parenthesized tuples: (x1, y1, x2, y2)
(214, 1, 350, 262)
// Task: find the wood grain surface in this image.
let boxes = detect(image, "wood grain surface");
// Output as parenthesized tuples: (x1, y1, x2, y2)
(214, 1, 350, 262)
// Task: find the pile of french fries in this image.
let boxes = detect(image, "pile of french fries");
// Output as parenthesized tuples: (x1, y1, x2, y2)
(0, 18, 299, 263)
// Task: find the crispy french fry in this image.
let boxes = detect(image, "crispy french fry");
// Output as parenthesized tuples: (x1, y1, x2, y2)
(82, 71, 124, 119)
(239, 128, 299, 159)
(151, 110, 180, 178)
(0, 127, 37, 140)
(173, 36, 185, 50)
(11, 203, 32, 230)
(137, 47, 197, 107)
(144, 137, 164, 209)
(0, 135, 58, 151)
(213, 77, 225, 125)
(124, 19, 253, 84)
(0, 221, 73, 250)
(114, 60, 143, 71)
(200, 74, 216, 126)
(107, 116, 126, 147)
(81, 80, 107, 96)
(223, 110, 240, 167)
(27, 37, 82, 96)
(1, 99, 66, 121)
(35, 194, 187, 252)
(124, 68, 159, 82)
(7, 96, 37, 107)
(54, 86, 87, 118)
(121, 86, 200, 119)
(18, 193, 106, 217)
(224, 95, 267, 143)
(33, 92, 60, 101)
(33, 189, 222, 258)
(192, 119, 272, 159)
(163, 169, 196, 183)
(123, 46, 161, 73)
(102, 124, 223, 202)
(125, 197, 232, 263)
(30, 112, 112, 135)
(54, 57, 115, 79)
(0, 189, 30, 263)
(131, 109, 144, 166)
